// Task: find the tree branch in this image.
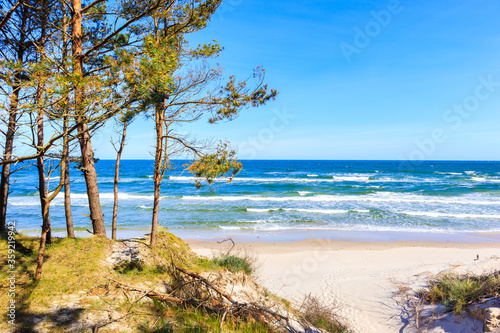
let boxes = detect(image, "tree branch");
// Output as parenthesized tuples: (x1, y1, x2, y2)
(81, 0, 106, 14)
(82, 0, 165, 60)
(0, 1, 21, 31)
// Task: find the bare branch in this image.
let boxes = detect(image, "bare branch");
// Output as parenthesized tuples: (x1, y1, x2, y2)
(0, 1, 21, 31)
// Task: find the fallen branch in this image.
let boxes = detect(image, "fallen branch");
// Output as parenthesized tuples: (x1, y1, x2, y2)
(108, 278, 221, 314)
(107, 266, 318, 333)
(175, 266, 235, 303)
(217, 238, 236, 256)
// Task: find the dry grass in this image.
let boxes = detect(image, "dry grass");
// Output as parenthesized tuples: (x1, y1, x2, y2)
(0, 233, 114, 332)
(392, 280, 428, 331)
(299, 294, 351, 333)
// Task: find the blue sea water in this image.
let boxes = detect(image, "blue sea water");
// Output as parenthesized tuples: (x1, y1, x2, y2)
(6, 160, 500, 239)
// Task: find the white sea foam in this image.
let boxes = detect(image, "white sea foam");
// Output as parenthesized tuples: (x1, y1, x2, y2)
(285, 208, 349, 214)
(333, 176, 370, 182)
(403, 211, 500, 219)
(471, 177, 500, 183)
(245, 207, 369, 214)
(181, 193, 500, 206)
(169, 176, 203, 181)
(472, 177, 487, 182)
(245, 208, 348, 214)
(253, 208, 350, 214)
(10, 202, 40, 206)
(246, 208, 281, 213)
(166, 175, 448, 184)
(168, 175, 411, 183)
(215, 224, 497, 233)
(217, 226, 244, 230)
(54, 192, 155, 201)
(297, 191, 312, 196)
(353, 209, 371, 213)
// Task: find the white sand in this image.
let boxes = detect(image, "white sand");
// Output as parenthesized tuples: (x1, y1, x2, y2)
(188, 238, 500, 333)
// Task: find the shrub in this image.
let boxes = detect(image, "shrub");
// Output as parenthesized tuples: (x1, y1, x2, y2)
(421, 271, 500, 313)
(213, 255, 253, 274)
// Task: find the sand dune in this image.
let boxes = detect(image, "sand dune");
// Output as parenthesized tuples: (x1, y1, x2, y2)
(189, 238, 500, 333)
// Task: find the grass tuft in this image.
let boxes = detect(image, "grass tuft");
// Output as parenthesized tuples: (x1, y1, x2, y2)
(212, 255, 253, 275)
(300, 295, 351, 333)
(420, 271, 500, 313)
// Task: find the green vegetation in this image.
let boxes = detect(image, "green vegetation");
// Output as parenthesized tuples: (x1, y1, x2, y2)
(144, 300, 270, 333)
(3, 231, 330, 332)
(0, 234, 113, 308)
(0, 234, 114, 332)
(421, 271, 500, 313)
(212, 255, 254, 275)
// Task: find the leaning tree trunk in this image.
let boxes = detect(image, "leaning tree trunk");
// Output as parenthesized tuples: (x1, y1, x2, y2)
(0, 92, 20, 233)
(35, 199, 51, 280)
(112, 121, 127, 240)
(35, 3, 50, 242)
(36, 93, 51, 245)
(71, 0, 106, 237)
(150, 104, 165, 248)
(35, 0, 57, 280)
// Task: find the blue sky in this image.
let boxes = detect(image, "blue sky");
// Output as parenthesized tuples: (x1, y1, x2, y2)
(96, 0, 500, 160)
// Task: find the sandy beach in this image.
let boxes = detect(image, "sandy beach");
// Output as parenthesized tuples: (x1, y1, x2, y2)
(188, 237, 500, 333)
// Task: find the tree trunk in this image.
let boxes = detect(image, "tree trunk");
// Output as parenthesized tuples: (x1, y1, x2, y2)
(150, 105, 164, 248)
(35, 0, 55, 280)
(0, 3, 27, 233)
(112, 121, 127, 240)
(35, 201, 51, 280)
(36, 92, 51, 245)
(0, 95, 20, 233)
(63, 116, 74, 237)
(62, 0, 74, 238)
(71, 0, 106, 237)
(36, 0, 51, 244)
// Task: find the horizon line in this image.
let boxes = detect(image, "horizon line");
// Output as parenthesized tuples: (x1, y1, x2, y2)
(95, 158, 500, 162)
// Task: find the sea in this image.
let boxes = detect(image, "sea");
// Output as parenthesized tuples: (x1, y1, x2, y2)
(6, 160, 500, 242)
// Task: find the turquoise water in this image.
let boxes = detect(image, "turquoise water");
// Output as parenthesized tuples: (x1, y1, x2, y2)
(7, 160, 500, 237)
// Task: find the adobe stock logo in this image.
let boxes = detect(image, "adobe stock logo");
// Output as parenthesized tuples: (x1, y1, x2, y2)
(399, 74, 500, 168)
(238, 107, 295, 159)
(216, 0, 243, 21)
(339, 0, 403, 63)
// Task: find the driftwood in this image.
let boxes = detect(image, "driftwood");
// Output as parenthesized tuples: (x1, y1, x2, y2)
(217, 238, 236, 256)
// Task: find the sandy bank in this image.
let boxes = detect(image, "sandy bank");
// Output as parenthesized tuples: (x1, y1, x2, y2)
(188, 238, 500, 333)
